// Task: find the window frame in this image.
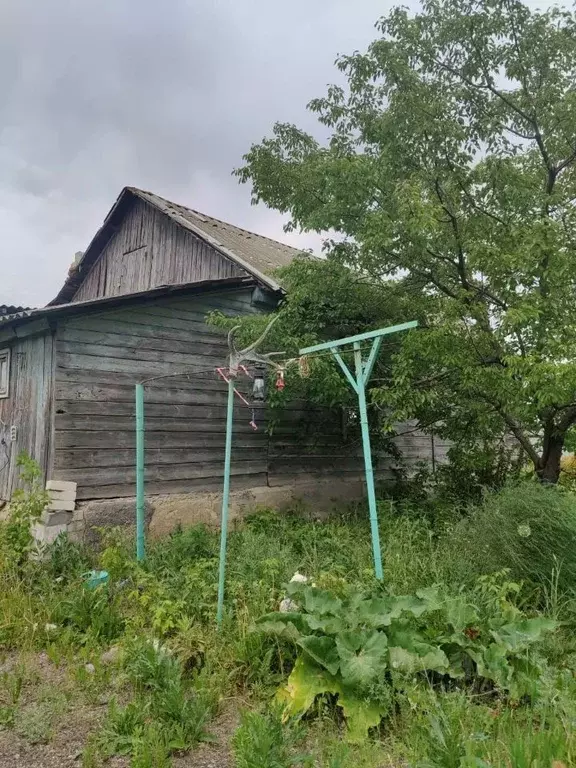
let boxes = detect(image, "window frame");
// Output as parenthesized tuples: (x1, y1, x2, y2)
(0, 348, 11, 399)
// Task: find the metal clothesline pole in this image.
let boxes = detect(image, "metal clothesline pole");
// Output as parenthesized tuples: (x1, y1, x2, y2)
(135, 382, 146, 562)
(300, 319, 418, 581)
(216, 377, 235, 626)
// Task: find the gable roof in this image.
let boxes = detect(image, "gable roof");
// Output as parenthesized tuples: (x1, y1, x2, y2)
(50, 186, 307, 306)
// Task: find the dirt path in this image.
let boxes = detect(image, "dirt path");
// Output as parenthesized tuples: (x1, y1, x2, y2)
(0, 653, 238, 768)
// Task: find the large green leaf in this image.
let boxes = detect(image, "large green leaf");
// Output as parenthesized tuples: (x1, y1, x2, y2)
(389, 645, 449, 674)
(303, 587, 343, 616)
(354, 597, 395, 628)
(474, 643, 513, 690)
(254, 611, 307, 641)
(304, 613, 347, 634)
(490, 617, 556, 652)
(337, 688, 389, 743)
(298, 635, 340, 675)
(279, 655, 342, 716)
(415, 586, 443, 612)
(336, 630, 388, 687)
(444, 596, 479, 633)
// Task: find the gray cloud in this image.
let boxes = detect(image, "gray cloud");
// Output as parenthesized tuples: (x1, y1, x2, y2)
(0, 0, 386, 306)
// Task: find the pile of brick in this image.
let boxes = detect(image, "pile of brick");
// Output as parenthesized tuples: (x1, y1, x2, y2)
(32, 480, 81, 545)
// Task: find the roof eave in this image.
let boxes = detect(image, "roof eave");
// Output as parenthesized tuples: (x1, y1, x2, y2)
(2, 276, 260, 333)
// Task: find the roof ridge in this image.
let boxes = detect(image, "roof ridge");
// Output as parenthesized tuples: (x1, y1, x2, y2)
(129, 187, 304, 255)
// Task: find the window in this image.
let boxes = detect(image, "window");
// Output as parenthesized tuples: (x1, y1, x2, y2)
(0, 349, 10, 399)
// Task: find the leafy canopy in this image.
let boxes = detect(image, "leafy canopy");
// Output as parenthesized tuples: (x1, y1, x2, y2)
(236, 0, 576, 481)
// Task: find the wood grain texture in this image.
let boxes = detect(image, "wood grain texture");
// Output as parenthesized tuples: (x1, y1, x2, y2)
(49, 288, 449, 502)
(0, 334, 54, 499)
(53, 288, 268, 496)
(72, 198, 246, 303)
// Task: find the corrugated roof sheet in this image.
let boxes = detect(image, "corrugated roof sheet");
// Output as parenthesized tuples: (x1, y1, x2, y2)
(129, 188, 304, 290)
(0, 305, 29, 317)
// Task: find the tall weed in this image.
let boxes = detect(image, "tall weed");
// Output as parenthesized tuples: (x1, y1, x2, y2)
(452, 482, 576, 592)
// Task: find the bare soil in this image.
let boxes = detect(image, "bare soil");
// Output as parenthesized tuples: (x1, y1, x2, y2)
(0, 653, 238, 768)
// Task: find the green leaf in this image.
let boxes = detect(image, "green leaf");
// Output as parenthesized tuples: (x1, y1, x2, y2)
(298, 635, 340, 675)
(336, 630, 388, 687)
(444, 596, 479, 633)
(304, 613, 347, 634)
(387, 594, 431, 619)
(279, 655, 342, 716)
(354, 597, 395, 628)
(490, 617, 556, 652)
(254, 612, 307, 641)
(389, 645, 449, 674)
(474, 643, 513, 690)
(303, 587, 343, 616)
(337, 688, 388, 743)
(415, 586, 443, 612)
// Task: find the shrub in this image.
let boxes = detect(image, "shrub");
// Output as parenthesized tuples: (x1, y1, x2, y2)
(0, 454, 49, 573)
(256, 579, 555, 742)
(456, 482, 576, 592)
(123, 638, 182, 692)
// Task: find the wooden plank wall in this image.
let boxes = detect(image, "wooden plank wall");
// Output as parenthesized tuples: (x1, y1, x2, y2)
(73, 199, 245, 303)
(0, 334, 54, 500)
(53, 287, 449, 502)
(53, 289, 267, 500)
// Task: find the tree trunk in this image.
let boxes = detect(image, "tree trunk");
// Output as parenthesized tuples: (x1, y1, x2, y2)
(536, 432, 564, 484)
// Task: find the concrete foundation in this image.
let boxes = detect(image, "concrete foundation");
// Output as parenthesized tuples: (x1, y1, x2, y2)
(68, 477, 365, 542)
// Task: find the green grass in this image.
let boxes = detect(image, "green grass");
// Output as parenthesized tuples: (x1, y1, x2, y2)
(1, 489, 576, 766)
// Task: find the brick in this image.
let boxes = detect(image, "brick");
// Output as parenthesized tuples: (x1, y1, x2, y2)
(42, 509, 73, 526)
(47, 499, 75, 512)
(46, 480, 77, 493)
(48, 488, 76, 502)
(32, 522, 68, 545)
(72, 507, 85, 522)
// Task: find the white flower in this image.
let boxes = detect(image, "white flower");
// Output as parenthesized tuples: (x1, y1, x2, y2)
(517, 524, 531, 538)
(290, 572, 308, 584)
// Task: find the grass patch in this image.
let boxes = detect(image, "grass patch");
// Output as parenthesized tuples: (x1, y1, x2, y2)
(1, 482, 576, 765)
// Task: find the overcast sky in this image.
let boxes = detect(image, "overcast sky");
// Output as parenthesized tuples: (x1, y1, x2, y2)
(0, 0, 394, 307)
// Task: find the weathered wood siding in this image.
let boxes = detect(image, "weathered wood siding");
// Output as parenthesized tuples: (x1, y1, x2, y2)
(267, 411, 449, 489)
(0, 334, 54, 500)
(53, 288, 266, 499)
(73, 199, 245, 303)
(53, 286, 448, 502)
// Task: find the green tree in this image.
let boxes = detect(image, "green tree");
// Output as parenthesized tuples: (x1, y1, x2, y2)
(236, 0, 576, 483)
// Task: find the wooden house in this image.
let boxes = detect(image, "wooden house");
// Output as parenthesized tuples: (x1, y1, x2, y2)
(0, 187, 444, 538)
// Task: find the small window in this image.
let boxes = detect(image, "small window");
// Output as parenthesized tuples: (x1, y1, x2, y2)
(0, 349, 10, 399)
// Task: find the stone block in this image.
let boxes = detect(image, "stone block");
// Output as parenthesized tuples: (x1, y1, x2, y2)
(41, 509, 73, 526)
(46, 480, 77, 492)
(47, 499, 76, 512)
(32, 522, 68, 545)
(80, 498, 153, 545)
(48, 488, 76, 502)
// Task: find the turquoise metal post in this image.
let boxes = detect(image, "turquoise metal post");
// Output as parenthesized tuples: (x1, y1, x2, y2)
(354, 342, 383, 580)
(135, 383, 145, 562)
(217, 376, 235, 627)
(300, 320, 417, 582)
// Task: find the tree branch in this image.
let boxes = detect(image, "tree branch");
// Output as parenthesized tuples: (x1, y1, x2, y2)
(496, 408, 540, 466)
